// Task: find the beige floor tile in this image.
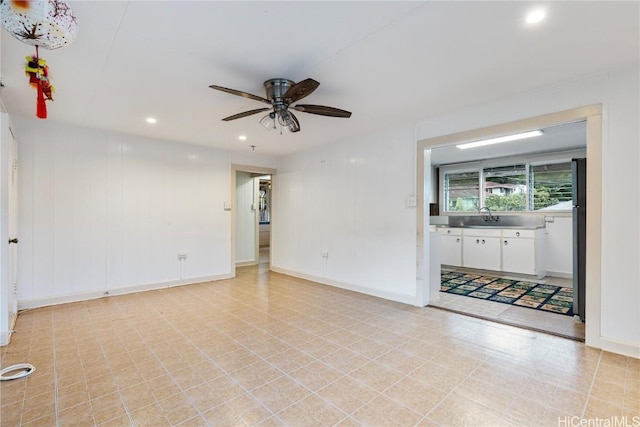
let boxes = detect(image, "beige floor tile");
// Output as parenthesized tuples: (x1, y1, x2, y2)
(276, 394, 347, 427)
(384, 376, 447, 416)
(251, 376, 312, 413)
(2, 260, 638, 426)
(320, 347, 370, 375)
(157, 392, 200, 425)
(130, 402, 171, 426)
(266, 348, 315, 374)
(348, 360, 404, 392)
(288, 360, 344, 392)
(317, 375, 379, 414)
(351, 395, 423, 427)
(428, 392, 506, 427)
(230, 360, 283, 391)
(120, 381, 157, 411)
(90, 391, 128, 425)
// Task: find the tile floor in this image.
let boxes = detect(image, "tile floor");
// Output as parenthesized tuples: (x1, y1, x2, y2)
(1, 259, 637, 426)
(431, 267, 585, 341)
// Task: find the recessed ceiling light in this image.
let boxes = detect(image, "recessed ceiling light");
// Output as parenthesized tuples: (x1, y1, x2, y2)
(456, 130, 544, 150)
(238, 135, 247, 141)
(146, 117, 157, 124)
(526, 9, 546, 24)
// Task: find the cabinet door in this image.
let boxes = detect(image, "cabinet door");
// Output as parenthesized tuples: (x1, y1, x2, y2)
(463, 237, 501, 271)
(502, 238, 535, 275)
(440, 235, 462, 266)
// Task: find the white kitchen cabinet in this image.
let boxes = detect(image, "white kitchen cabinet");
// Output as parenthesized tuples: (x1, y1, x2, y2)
(437, 227, 462, 266)
(462, 229, 501, 271)
(502, 229, 546, 278)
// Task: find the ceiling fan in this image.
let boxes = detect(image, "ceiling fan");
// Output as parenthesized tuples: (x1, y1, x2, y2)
(209, 78, 351, 133)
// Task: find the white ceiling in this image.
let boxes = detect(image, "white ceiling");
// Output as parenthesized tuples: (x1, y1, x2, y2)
(1, 1, 638, 156)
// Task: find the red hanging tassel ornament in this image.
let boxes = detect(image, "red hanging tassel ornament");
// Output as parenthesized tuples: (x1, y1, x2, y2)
(36, 77, 47, 119)
(25, 46, 54, 119)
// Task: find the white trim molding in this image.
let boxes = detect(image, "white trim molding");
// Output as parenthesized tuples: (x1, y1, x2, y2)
(17, 273, 233, 310)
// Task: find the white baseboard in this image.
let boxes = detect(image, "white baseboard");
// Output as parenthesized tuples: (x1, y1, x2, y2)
(270, 266, 418, 306)
(236, 260, 257, 267)
(598, 336, 640, 359)
(545, 271, 573, 279)
(17, 273, 234, 310)
(0, 312, 18, 347)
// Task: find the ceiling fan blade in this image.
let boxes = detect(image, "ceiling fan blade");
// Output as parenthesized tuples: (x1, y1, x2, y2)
(222, 108, 270, 121)
(209, 85, 271, 104)
(283, 78, 320, 103)
(293, 104, 352, 118)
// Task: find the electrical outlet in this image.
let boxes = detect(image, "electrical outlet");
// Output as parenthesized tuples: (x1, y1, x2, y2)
(321, 251, 329, 258)
(178, 252, 187, 260)
(544, 216, 555, 223)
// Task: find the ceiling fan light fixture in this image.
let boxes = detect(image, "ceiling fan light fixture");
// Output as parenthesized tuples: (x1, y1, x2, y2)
(210, 78, 351, 134)
(259, 112, 276, 130)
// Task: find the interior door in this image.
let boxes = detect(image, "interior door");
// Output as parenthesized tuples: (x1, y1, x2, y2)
(7, 129, 18, 324)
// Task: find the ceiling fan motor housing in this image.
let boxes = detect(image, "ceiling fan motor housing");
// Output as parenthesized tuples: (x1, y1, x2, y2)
(263, 79, 295, 106)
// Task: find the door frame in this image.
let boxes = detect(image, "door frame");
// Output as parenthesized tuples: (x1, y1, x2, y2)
(230, 164, 276, 276)
(416, 104, 602, 349)
(0, 113, 18, 346)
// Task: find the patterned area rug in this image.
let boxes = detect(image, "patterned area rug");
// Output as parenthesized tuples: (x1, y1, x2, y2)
(440, 270, 574, 316)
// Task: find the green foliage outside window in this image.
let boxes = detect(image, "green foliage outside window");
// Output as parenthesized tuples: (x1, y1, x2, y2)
(484, 193, 526, 211)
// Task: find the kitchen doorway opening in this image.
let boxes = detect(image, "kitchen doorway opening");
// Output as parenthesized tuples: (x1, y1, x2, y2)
(416, 105, 602, 345)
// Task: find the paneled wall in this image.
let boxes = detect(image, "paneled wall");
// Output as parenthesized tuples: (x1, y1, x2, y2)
(14, 119, 235, 306)
(272, 125, 418, 303)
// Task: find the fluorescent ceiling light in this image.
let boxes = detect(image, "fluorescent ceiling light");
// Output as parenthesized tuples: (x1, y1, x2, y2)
(145, 117, 157, 124)
(456, 130, 544, 150)
(238, 135, 247, 141)
(526, 9, 546, 24)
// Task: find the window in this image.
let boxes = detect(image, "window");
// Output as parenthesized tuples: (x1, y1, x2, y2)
(441, 155, 577, 213)
(483, 164, 527, 211)
(444, 171, 479, 212)
(530, 162, 573, 210)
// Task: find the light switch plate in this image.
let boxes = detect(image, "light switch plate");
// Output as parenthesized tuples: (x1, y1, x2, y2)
(406, 195, 417, 207)
(223, 201, 231, 211)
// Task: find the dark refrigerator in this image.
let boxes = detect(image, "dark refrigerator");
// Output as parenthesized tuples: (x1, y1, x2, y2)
(572, 158, 586, 321)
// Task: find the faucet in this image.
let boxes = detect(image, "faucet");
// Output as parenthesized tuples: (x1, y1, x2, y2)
(479, 206, 500, 222)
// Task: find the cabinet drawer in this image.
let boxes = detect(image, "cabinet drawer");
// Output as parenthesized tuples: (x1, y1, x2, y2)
(502, 229, 535, 238)
(437, 227, 462, 236)
(462, 228, 501, 238)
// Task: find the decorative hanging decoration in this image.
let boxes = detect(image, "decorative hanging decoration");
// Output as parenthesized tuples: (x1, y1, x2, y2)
(25, 47, 53, 118)
(1, 0, 78, 50)
(1, 0, 78, 119)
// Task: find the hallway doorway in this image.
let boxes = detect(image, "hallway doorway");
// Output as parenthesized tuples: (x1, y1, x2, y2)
(230, 165, 275, 276)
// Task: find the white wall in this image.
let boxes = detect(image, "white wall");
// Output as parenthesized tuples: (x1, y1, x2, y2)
(417, 63, 640, 354)
(12, 118, 279, 307)
(272, 125, 418, 303)
(235, 171, 256, 264)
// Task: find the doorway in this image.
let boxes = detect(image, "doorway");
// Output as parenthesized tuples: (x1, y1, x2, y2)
(230, 165, 276, 275)
(428, 121, 586, 340)
(416, 105, 603, 345)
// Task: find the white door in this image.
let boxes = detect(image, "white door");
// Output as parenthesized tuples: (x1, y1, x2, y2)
(7, 128, 18, 323)
(0, 116, 18, 345)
